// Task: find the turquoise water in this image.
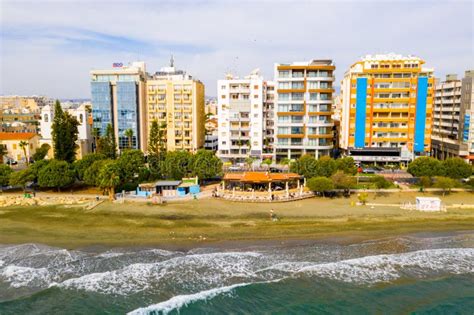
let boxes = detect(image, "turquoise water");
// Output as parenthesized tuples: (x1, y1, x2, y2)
(1, 232, 473, 314)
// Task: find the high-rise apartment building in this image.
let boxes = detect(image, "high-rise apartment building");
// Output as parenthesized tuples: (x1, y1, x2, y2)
(217, 70, 274, 162)
(432, 71, 474, 162)
(340, 54, 434, 164)
(274, 60, 335, 161)
(90, 61, 148, 151)
(146, 59, 205, 152)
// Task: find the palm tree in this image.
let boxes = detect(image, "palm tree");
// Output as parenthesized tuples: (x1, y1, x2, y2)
(124, 128, 134, 149)
(99, 163, 121, 201)
(19, 141, 29, 166)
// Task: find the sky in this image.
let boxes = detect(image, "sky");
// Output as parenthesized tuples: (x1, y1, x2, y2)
(1, 0, 473, 99)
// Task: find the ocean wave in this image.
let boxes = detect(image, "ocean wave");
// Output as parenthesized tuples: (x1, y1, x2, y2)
(127, 279, 283, 315)
(297, 248, 474, 284)
(1, 265, 52, 288)
(57, 251, 265, 295)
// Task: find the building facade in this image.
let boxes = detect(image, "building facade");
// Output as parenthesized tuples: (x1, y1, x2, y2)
(0, 132, 39, 164)
(146, 61, 205, 152)
(432, 71, 474, 162)
(90, 61, 148, 151)
(39, 103, 93, 159)
(0, 96, 41, 134)
(340, 54, 434, 164)
(274, 60, 335, 161)
(217, 70, 273, 162)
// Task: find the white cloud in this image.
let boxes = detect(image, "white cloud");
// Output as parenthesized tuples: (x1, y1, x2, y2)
(1, 0, 473, 98)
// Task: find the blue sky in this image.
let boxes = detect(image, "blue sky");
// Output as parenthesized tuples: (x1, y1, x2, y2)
(1, 0, 473, 98)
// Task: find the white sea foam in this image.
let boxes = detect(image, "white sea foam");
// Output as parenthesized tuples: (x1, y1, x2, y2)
(1, 265, 52, 288)
(297, 248, 474, 284)
(57, 251, 264, 295)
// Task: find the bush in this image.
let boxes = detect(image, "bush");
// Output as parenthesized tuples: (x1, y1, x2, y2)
(419, 176, 432, 188)
(73, 153, 106, 181)
(370, 175, 391, 189)
(331, 171, 355, 189)
(433, 176, 457, 195)
(0, 164, 13, 187)
(38, 160, 75, 191)
(307, 177, 334, 194)
(407, 157, 444, 177)
(442, 158, 471, 179)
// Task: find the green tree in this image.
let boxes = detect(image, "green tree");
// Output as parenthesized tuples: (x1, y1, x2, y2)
(97, 124, 117, 159)
(30, 159, 50, 181)
(32, 143, 51, 161)
(279, 158, 291, 166)
(370, 175, 391, 189)
(433, 176, 457, 196)
(442, 158, 471, 179)
(38, 160, 75, 191)
(191, 149, 222, 182)
(307, 177, 334, 194)
(51, 100, 79, 163)
(19, 141, 29, 166)
(245, 156, 256, 169)
(147, 121, 167, 179)
(419, 176, 432, 188)
(407, 157, 444, 177)
(9, 169, 35, 191)
(331, 171, 355, 189)
(84, 159, 111, 186)
(163, 151, 193, 179)
(97, 161, 121, 200)
(290, 155, 318, 178)
(0, 143, 6, 163)
(116, 149, 145, 183)
(335, 157, 357, 175)
(0, 164, 13, 188)
(124, 128, 134, 149)
(313, 156, 337, 177)
(262, 158, 272, 168)
(73, 153, 106, 181)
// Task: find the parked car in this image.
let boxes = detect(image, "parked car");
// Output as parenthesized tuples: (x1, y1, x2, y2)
(228, 166, 241, 171)
(362, 168, 377, 174)
(6, 159, 18, 165)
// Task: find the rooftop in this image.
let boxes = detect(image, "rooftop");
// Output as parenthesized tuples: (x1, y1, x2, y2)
(0, 132, 38, 141)
(223, 172, 302, 182)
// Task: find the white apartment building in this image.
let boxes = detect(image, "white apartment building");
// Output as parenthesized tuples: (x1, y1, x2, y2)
(217, 69, 273, 162)
(274, 60, 335, 161)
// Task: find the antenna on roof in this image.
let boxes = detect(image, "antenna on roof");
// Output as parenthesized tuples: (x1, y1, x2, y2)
(170, 54, 174, 67)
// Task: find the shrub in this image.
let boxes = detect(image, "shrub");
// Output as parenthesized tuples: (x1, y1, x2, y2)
(307, 177, 334, 194)
(331, 171, 355, 189)
(370, 175, 391, 189)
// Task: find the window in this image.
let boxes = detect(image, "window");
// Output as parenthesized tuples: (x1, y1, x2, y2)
(308, 81, 318, 89)
(278, 82, 290, 89)
(320, 93, 330, 100)
(221, 85, 226, 89)
(292, 71, 304, 78)
(221, 95, 226, 99)
(309, 93, 318, 101)
(278, 138, 289, 145)
(278, 116, 290, 123)
(254, 95, 258, 99)
(278, 127, 290, 134)
(278, 70, 290, 78)
(44, 114, 49, 122)
(79, 114, 84, 123)
(292, 82, 304, 89)
(254, 85, 259, 89)
(292, 93, 304, 100)
(278, 93, 290, 101)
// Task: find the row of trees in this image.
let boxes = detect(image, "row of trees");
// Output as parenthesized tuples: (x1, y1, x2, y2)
(407, 157, 472, 179)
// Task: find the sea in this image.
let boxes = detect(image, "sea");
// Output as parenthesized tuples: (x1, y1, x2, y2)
(0, 232, 473, 314)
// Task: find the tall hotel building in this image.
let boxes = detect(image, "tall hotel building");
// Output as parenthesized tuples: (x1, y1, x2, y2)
(432, 71, 474, 162)
(339, 54, 434, 164)
(217, 70, 274, 162)
(274, 60, 335, 161)
(146, 60, 205, 152)
(90, 62, 148, 151)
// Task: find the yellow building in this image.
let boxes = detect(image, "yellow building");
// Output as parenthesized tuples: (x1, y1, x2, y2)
(340, 54, 434, 164)
(0, 132, 40, 164)
(146, 60, 205, 152)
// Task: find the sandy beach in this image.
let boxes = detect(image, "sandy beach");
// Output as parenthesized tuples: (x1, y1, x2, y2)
(0, 191, 473, 249)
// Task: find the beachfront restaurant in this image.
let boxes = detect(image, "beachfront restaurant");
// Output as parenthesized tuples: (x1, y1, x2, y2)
(220, 172, 306, 201)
